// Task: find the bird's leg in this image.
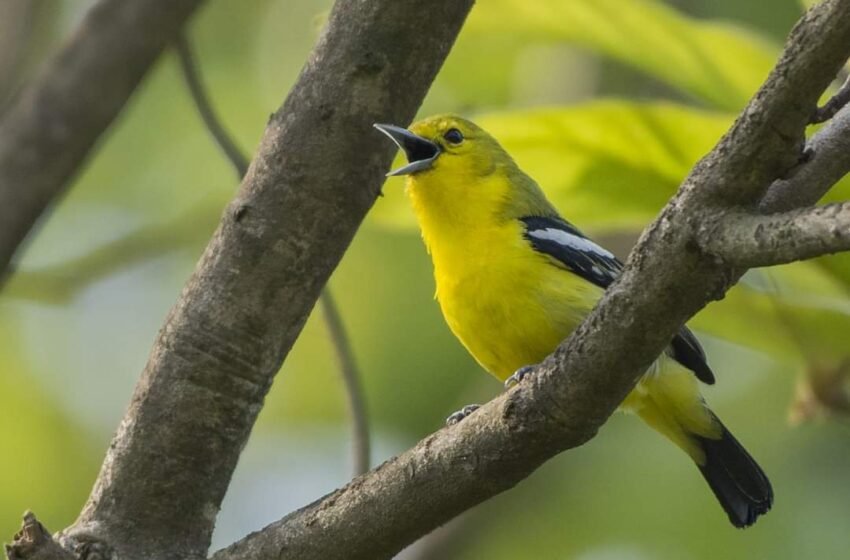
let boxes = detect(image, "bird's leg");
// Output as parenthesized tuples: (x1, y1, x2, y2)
(504, 364, 537, 389)
(445, 404, 480, 426)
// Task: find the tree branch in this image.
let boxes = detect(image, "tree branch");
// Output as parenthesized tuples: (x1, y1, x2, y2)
(811, 75, 850, 124)
(175, 33, 370, 477)
(5, 512, 74, 560)
(0, 0, 35, 113)
(0, 0, 206, 277)
(701, 202, 850, 267)
(761, 104, 850, 212)
(53, 1, 472, 558)
(210, 2, 850, 559)
(320, 290, 371, 476)
(174, 34, 249, 179)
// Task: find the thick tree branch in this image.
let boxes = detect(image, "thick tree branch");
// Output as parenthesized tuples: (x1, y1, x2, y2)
(211, 2, 850, 559)
(0, 0, 206, 277)
(175, 33, 370, 476)
(701, 202, 850, 267)
(0, 0, 35, 112)
(52, 1, 472, 559)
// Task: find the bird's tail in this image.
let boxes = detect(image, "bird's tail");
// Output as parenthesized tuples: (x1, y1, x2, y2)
(693, 418, 773, 527)
(629, 365, 773, 528)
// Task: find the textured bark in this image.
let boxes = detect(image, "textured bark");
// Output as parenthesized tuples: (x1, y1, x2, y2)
(210, 2, 850, 559)
(761, 105, 850, 212)
(52, 1, 473, 559)
(701, 203, 850, 267)
(0, 0, 35, 111)
(4, 513, 73, 560)
(0, 0, 206, 275)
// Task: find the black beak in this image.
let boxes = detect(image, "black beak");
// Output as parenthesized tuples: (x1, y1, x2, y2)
(373, 123, 440, 176)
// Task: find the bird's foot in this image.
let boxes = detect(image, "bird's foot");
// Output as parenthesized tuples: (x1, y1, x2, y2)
(446, 404, 481, 426)
(504, 365, 537, 389)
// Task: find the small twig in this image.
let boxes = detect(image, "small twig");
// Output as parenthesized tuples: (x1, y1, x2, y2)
(175, 31, 370, 476)
(811, 74, 850, 124)
(175, 34, 249, 178)
(761, 100, 850, 213)
(320, 290, 371, 475)
(4, 202, 220, 304)
(701, 202, 850, 268)
(5, 512, 74, 560)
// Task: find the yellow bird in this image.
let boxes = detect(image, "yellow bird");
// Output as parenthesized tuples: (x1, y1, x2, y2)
(374, 115, 772, 528)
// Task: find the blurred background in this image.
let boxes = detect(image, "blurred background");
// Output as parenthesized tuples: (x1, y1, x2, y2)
(1, 0, 849, 558)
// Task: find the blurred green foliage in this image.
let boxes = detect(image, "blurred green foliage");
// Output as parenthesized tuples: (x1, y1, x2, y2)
(1, 0, 849, 558)
(460, 0, 778, 110)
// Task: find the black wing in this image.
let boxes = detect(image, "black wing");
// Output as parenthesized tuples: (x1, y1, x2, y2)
(520, 215, 715, 385)
(520, 216, 620, 288)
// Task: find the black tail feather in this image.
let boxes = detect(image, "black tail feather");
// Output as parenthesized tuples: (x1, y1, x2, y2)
(695, 420, 773, 528)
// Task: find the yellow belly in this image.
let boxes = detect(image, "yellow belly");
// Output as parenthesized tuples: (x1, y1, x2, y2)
(427, 220, 718, 461)
(433, 225, 603, 381)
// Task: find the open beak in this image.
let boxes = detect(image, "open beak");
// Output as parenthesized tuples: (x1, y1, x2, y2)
(373, 123, 440, 176)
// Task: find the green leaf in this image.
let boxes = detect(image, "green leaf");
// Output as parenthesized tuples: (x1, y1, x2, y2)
(451, 0, 778, 110)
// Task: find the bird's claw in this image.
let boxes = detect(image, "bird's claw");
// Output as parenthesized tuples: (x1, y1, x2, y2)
(504, 365, 537, 389)
(446, 404, 481, 426)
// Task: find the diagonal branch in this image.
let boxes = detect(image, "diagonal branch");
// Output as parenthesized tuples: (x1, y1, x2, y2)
(54, 1, 473, 559)
(0, 0, 36, 113)
(811, 75, 850, 124)
(175, 33, 370, 477)
(0, 0, 207, 277)
(210, 2, 850, 559)
(700, 202, 850, 268)
(761, 104, 850, 212)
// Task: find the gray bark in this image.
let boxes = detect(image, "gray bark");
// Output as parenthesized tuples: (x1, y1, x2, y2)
(701, 202, 850, 267)
(761, 105, 850, 212)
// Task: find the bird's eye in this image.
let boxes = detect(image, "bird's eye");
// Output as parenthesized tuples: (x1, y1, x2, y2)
(443, 128, 464, 145)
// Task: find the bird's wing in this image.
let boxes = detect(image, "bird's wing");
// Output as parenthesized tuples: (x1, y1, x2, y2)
(520, 215, 715, 385)
(520, 216, 620, 288)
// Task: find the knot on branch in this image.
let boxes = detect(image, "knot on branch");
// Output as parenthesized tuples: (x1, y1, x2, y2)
(352, 50, 388, 77)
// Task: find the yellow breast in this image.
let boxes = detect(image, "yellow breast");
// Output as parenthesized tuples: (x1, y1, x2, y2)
(405, 163, 603, 381)
(427, 218, 603, 381)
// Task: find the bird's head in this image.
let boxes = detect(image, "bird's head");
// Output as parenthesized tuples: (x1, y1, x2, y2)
(373, 115, 555, 234)
(373, 115, 507, 181)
